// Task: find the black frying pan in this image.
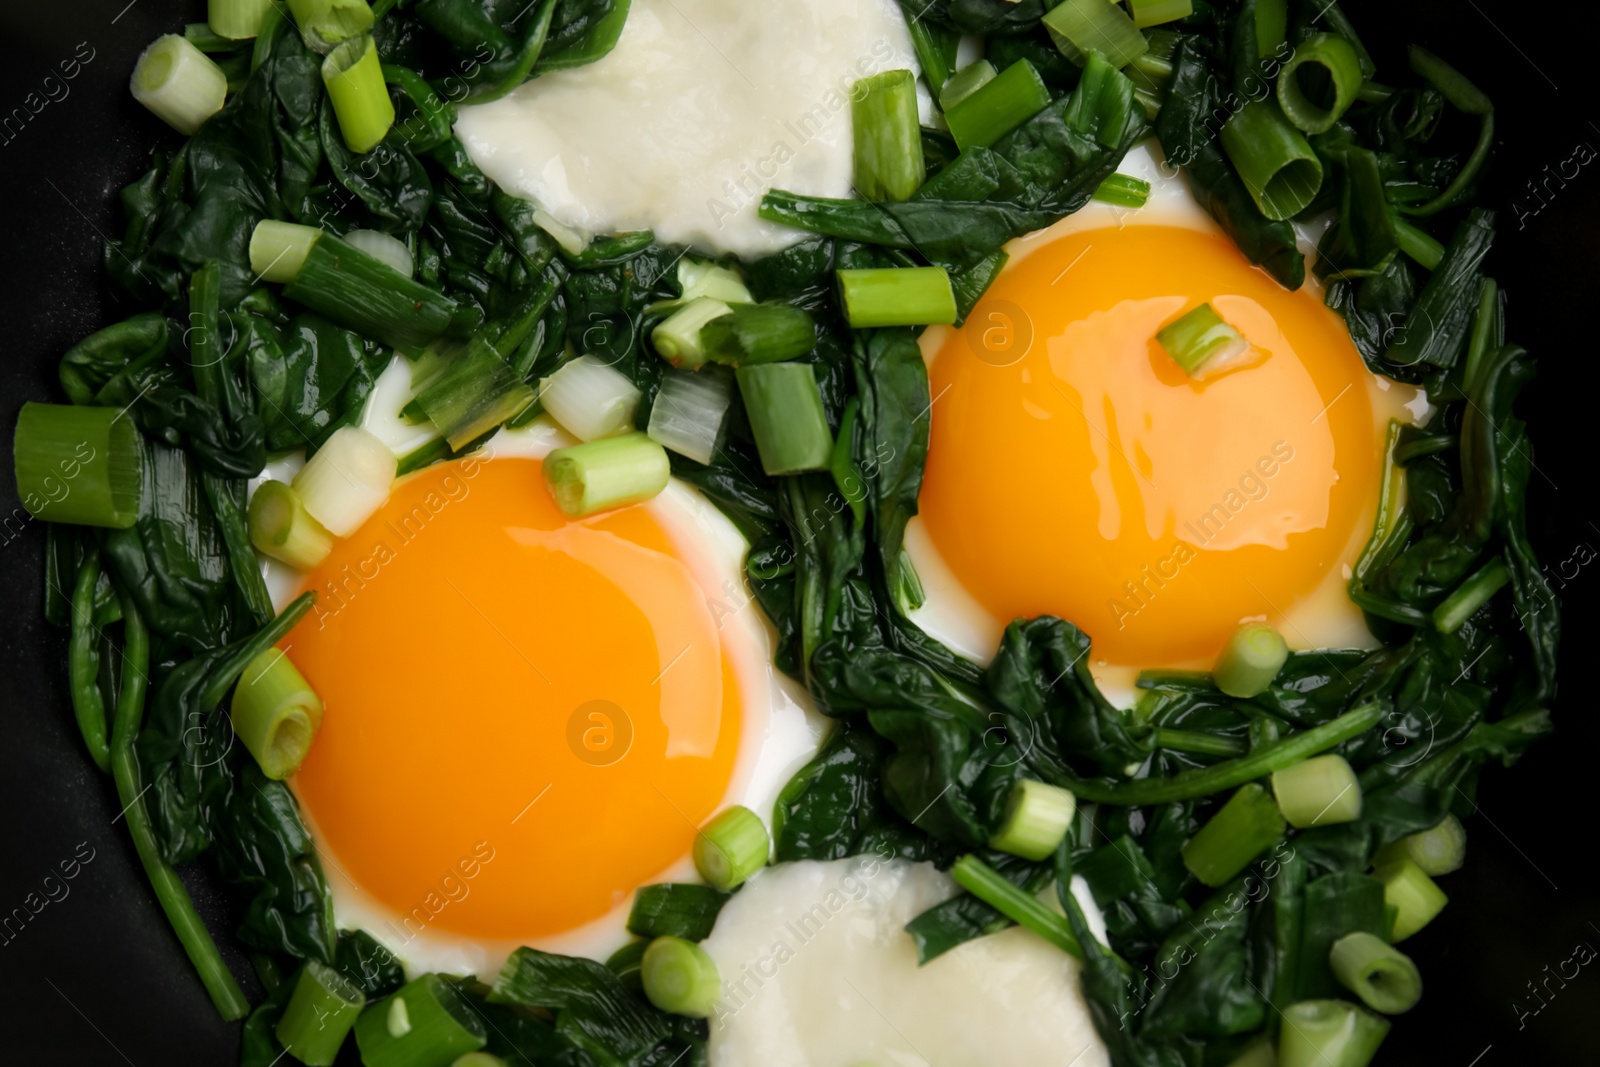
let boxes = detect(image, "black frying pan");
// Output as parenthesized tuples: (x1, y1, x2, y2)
(2, 1, 1595, 1061)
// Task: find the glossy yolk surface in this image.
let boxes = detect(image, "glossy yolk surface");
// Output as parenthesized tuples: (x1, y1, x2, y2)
(921, 225, 1380, 667)
(289, 457, 741, 939)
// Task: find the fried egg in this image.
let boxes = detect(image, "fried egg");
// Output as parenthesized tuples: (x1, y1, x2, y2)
(906, 141, 1427, 694)
(262, 385, 827, 977)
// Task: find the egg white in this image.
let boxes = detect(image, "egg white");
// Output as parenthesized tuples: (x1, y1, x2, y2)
(256, 355, 829, 978)
(904, 139, 1431, 703)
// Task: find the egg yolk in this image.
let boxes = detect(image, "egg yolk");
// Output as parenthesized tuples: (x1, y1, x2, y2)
(920, 225, 1381, 667)
(288, 456, 741, 939)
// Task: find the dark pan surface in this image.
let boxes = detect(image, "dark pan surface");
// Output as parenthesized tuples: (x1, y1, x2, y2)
(2, 1, 1595, 1061)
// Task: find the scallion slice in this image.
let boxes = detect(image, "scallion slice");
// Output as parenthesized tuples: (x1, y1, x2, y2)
(949, 854, 1082, 958)
(1276, 33, 1364, 134)
(939, 60, 997, 112)
(1181, 783, 1285, 886)
(323, 34, 394, 153)
(276, 961, 366, 1066)
(538, 355, 642, 441)
(354, 975, 486, 1067)
(1277, 999, 1390, 1067)
(736, 362, 833, 476)
(1271, 754, 1362, 828)
(1155, 302, 1252, 379)
(702, 304, 816, 366)
(1374, 814, 1466, 876)
(652, 297, 734, 370)
(837, 267, 958, 328)
(677, 258, 752, 304)
(641, 936, 722, 1018)
(287, 0, 375, 55)
(1043, 0, 1149, 69)
(1374, 858, 1448, 942)
(1329, 932, 1422, 1014)
(648, 366, 733, 465)
(693, 805, 769, 891)
(852, 69, 924, 202)
(1432, 557, 1510, 633)
(943, 59, 1052, 151)
(130, 34, 228, 135)
(1212, 622, 1289, 697)
(543, 432, 670, 517)
(249, 220, 323, 283)
(1093, 173, 1152, 208)
(248, 480, 334, 570)
(230, 648, 323, 780)
(1127, 0, 1192, 29)
(413, 349, 535, 449)
(283, 232, 471, 353)
(290, 425, 396, 537)
(208, 0, 275, 39)
(988, 779, 1076, 861)
(341, 228, 413, 277)
(1220, 100, 1324, 221)
(13, 402, 143, 529)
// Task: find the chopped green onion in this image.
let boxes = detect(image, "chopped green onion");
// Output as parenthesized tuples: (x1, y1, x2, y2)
(837, 267, 957, 328)
(988, 779, 1076, 861)
(1063, 700, 1383, 806)
(943, 59, 1052, 152)
(130, 34, 228, 135)
(949, 854, 1082, 958)
(543, 432, 670, 517)
(1043, 0, 1148, 68)
(248, 480, 334, 570)
(208, 0, 274, 39)
(354, 975, 486, 1067)
(1329, 932, 1422, 1014)
(341, 228, 413, 277)
(13, 402, 143, 529)
(538, 355, 642, 441)
(1252, 0, 1287, 59)
(852, 69, 924, 202)
(1181, 783, 1286, 886)
(1213, 622, 1289, 697)
(1155, 303, 1252, 379)
(230, 648, 323, 781)
(1394, 217, 1445, 271)
(1276, 33, 1363, 134)
(702, 305, 816, 366)
(1272, 754, 1362, 828)
(1220, 100, 1324, 221)
(1093, 173, 1152, 208)
(276, 961, 366, 1066)
(283, 231, 470, 353)
(1374, 859, 1448, 941)
(287, 0, 374, 54)
(735, 363, 833, 476)
(693, 805, 769, 891)
(678, 259, 751, 304)
(652, 297, 734, 370)
(322, 34, 393, 153)
(641, 936, 721, 1018)
(413, 349, 535, 449)
(939, 61, 997, 112)
(1375, 815, 1466, 876)
(648, 366, 733, 465)
(249, 220, 323, 283)
(1127, 0, 1191, 28)
(291, 425, 396, 537)
(1277, 999, 1390, 1067)
(627, 883, 729, 942)
(1432, 557, 1510, 633)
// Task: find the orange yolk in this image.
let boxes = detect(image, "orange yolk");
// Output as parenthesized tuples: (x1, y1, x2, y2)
(288, 456, 741, 939)
(921, 225, 1381, 667)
